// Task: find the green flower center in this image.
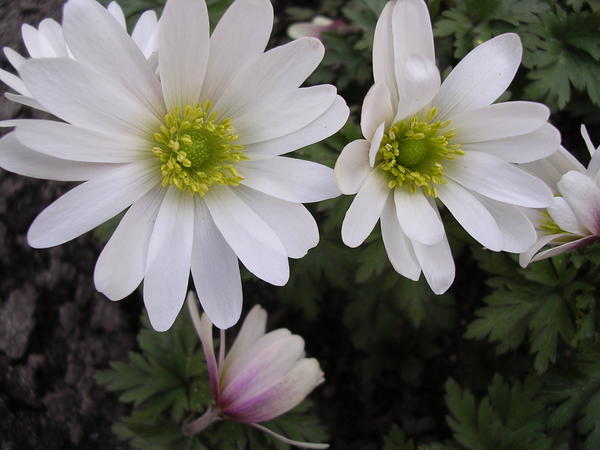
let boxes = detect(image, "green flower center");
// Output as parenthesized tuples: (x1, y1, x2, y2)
(152, 103, 247, 196)
(377, 107, 464, 197)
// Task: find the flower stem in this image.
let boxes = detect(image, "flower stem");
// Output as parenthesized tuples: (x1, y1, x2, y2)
(182, 405, 222, 436)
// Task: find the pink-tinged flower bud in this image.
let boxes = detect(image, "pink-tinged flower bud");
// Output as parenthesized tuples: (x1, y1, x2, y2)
(287, 15, 352, 41)
(183, 292, 328, 449)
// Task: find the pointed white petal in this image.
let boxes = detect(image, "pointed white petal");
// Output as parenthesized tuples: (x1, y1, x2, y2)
(144, 188, 194, 332)
(519, 233, 570, 267)
(433, 33, 522, 119)
(372, 2, 398, 106)
(64, 0, 165, 118)
(334, 139, 371, 195)
(0, 68, 28, 95)
(236, 186, 319, 259)
(380, 196, 420, 280)
(213, 37, 324, 120)
(21, 24, 44, 58)
(558, 170, 600, 234)
(187, 292, 220, 399)
(94, 186, 164, 300)
(451, 101, 549, 143)
(38, 19, 69, 57)
(201, 0, 273, 106)
(445, 152, 552, 207)
(243, 96, 348, 156)
(236, 85, 337, 146)
(28, 161, 158, 248)
(531, 235, 599, 262)
(191, 199, 242, 330)
(341, 170, 390, 248)
(462, 123, 560, 163)
(361, 83, 394, 141)
(107, 1, 126, 28)
(4, 47, 26, 70)
(412, 235, 455, 295)
(131, 10, 159, 57)
(548, 196, 586, 235)
(394, 189, 444, 246)
(0, 132, 115, 181)
(4, 93, 46, 112)
(204, 186, 289, 286)
(158, 0, 209, 109)
(238, 156, 340, 203)
(15, 120, 148, 163)
(20, 58, 160, 137)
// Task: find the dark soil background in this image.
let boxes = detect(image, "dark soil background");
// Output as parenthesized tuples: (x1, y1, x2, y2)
(0, 1, 141, 448)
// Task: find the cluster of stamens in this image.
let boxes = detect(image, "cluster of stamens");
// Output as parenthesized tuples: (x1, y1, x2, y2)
(377, 107, 464, 197)
(152, 102, 247, 196)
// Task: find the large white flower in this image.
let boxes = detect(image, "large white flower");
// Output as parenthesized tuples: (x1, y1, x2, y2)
(0, 0, 348, 330)
(334, 0, 556, 294)
(0, 1, 159, 111)
(520, 126, 600, 266)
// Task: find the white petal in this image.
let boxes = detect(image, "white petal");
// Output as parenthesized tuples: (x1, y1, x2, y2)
(64, 0, 165, 118)
(361, 83, 394, 141)
(437, 181, 502, 250)
(445, 151, 552, 207)
(191, 199, 242, 330)
(476, 196, 537, 253)
(372, 2, 398, 106)
(589, 149, 600, 178)
(201, 0, 273, 106)
(369, 122, 385, 167)
(144, 188, 194, 332)
(187, 293, 220, 398)
(531, 235, 598, 262)
(38, 19, 69, 57)
(4, 93, 46, 112)
(238, 156, 340, 203)
(224, 305, 268, 370)
(4, 47, 26, 71)
(220, 335, 305, 407)
(581, 124, 598, 158)
(412, 236, 455, 295)
(158, 0, 209, 109)
(462, 123, 560, 163)
(235, 85, 338, 146)
(519, 233, 569, 267)
(107, 1, 126, 28)
(0, 132, 115, 181)
(547, 145, 587, 175)
(393, 54, 440, 121)
(224, 358, 322, 423)
(341, 170, 390, 248)
(236, 186, 319, 259)
(20, 58, 160, 137)
(15, 120, 148, 163)
(558, 171, 600, 234)
(94, 186, 164, 300)
(21, 24, 44, 58)
(433, 33, 522, 119)
(243, 96, 349, 157)
(213, 37, 324, 120)
(394, 189, 444, 246)
(204, 186, 289, 286)
(334, 139, 371, 195)
(27, 160, 159, 248)
(451, 101, 549, 143)
(380, 196, 420, 280)
(0, 68, 28, 95)
(548, 196, 586, 235)
(131, 10, 159, 57)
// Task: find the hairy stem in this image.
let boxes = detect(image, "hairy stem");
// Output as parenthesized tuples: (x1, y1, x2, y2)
(182, 405, 222, 436)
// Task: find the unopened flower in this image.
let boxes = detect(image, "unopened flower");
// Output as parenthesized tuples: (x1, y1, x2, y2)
(0, 0, 348, 330)
(287, 15, 351, 41)
(0, 1, 158, 110)
(520, 125, 600, 266)
(184, 292, 328, 449)
(334, 0, 556, 294)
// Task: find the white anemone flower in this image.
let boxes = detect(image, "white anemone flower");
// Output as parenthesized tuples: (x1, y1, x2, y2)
(334, 0, 556, 294)
(520, 126, 600, 266)
(0, 1, 159, 111)
(0, 0, 348, 330)
(184, 292, 328, 449)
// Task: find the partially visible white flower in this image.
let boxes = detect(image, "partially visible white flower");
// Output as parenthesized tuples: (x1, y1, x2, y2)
(287, 15, 353, 41)
(0, 1, 158, 110)
(520, 125, 600, 266)
(334, 0, 556, 294)
(184, 292, 328, 449)
(0, 0, 348, 331)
